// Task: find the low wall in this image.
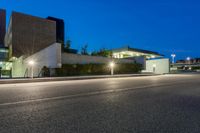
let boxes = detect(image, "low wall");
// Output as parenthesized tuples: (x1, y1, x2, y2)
(62, 53, 135, 64)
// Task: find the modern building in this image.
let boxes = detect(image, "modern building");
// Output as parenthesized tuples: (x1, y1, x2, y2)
(1, 9, 169, 78)
(5, 11, 57, 57)
(0, 47, 9, 61)
(0, 9, 6, 46)
(112, 46, 163, 59)
(47, 17, 65, 44)
(171, 58, 200, 71)
(176, 58, 200, 64)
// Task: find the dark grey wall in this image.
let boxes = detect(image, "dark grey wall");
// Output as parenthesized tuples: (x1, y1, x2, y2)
(0, 9, 6, 46)
(47, 17, 65, 45)
(9, 12, 57, 57)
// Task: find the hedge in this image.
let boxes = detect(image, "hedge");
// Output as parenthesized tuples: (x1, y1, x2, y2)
(55, 63, 142, 76)
(191, 66, 200, 70)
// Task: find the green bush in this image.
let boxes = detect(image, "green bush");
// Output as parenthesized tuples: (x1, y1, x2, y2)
(55, 63, 142, 77)
(0, 70, 11, 76)
(192, 66, 200, 70)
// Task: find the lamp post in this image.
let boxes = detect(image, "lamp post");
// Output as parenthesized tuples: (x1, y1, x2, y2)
(28, 60, 35, 79)
(110, 62, 115, 75)
(171, 54, 176, 64)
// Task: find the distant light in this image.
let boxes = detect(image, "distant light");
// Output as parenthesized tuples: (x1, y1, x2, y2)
(186, 57, 191, 61)
(28, 60, 35, 66)
(110, 62, 115, 68)
(153, 64, 157, 67)
(151, 55, 156, 58)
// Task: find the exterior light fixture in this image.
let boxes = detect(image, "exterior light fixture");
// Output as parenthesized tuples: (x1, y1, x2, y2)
(110, 62, 115, 75)
(171, 54, 176, 64)
(28, 60, 35, 65)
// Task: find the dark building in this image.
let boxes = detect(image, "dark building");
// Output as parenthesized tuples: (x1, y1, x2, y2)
(5, 12, 57, 57)
(0, 9, 6, 46)
(0, 47, 9, 61)
(47, 17, 65, 45)
(176, 58, 200, 64)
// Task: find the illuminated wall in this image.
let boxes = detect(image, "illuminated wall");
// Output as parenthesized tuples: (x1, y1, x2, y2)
(144, 58, 170, 74)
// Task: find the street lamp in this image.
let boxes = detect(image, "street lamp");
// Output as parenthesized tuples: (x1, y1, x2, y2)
(28, 60, 35, 78)
(110, 62, 115, 75)
(186, 57, 190, 61)
(171, 54, 176, 64)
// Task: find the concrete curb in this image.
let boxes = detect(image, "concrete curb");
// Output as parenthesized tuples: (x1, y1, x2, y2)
(0, 74, 159, 84)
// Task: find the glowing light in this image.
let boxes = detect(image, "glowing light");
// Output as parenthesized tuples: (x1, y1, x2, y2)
(171, 54, 176, 64)
(110, 62, 115, 68)
(186, 57, 190, 61)
(110, 62, 115, 75)
(153, 64, 157, 67)
(171, 54, 176, 58)
(28, 60, 35, 66)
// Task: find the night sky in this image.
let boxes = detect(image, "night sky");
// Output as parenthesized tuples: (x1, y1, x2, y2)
(1, 0, 200, 60)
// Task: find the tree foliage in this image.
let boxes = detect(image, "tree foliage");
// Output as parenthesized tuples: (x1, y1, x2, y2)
(81, 44, 88, 55)
(91, 48, 112, 57)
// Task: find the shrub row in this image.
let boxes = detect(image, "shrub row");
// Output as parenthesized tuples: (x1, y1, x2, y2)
(55, 63, 142, 76)
(191, 66, 200, 70)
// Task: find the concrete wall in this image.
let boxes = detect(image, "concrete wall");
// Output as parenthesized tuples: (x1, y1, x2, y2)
(144, 58, 170, 74)
(124, 56, 146, 68)
(62, 53, 135, 64)
(12, 43, 61, 77)
(12, 57, 26, 77)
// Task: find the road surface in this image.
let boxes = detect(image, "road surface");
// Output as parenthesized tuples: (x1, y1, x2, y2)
(0, 74, 200, 133)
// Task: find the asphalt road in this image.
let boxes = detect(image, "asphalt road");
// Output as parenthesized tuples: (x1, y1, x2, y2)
(0, 74, 200, 133)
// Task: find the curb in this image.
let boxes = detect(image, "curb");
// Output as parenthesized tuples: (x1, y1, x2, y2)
(0, 74, 159, 84)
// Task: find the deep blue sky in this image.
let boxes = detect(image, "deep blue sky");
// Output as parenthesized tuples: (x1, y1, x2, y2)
(1, 0, 200, 60)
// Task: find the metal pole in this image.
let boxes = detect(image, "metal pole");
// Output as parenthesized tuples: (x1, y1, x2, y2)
(111, 67, 114, 75)
(31, 66, 34, 79)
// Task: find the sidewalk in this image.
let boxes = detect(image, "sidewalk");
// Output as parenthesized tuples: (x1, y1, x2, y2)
(0, 74, 159, 84)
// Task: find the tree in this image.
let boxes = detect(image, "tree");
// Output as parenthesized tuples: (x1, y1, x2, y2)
(91, 48, 113, 57)
(58, 39, 65, 51)
(63, 40, 71, 53)
(91, 51, 98, 56)
(65, 40, 71, 50)
(81, 44, 88, 55)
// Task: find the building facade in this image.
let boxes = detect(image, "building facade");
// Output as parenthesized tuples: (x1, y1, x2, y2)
(5, 12, 57, 57)
(0, 9, 6, 46)
(176, 58, 200, 64)
(47, 17, 65, 44)
(1, 9, 169, 78)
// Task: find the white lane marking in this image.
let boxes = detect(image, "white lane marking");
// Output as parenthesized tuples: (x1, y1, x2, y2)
(0, 83, 180, 107)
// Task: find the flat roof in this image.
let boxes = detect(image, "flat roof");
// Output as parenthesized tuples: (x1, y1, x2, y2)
(111, 46, 164, 56)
